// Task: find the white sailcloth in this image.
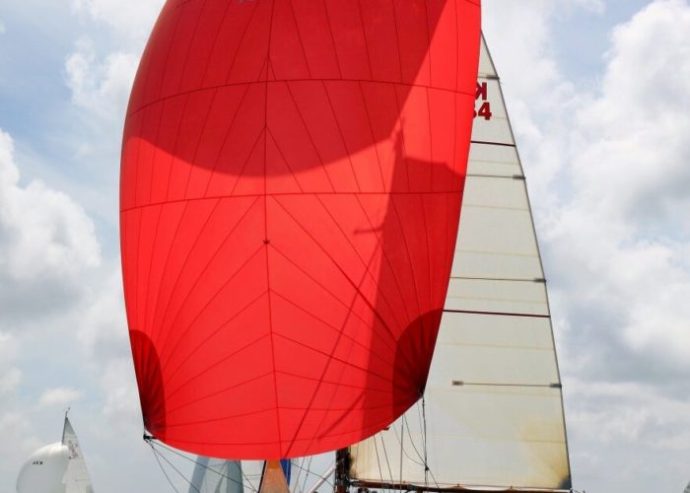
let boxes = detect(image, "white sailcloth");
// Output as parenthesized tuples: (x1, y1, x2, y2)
(189, 457, 244, 493)
(348, 34, 571, 492)
(16, 416, 94, 493)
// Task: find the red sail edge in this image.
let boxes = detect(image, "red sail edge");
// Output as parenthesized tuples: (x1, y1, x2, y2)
(120, 0, 481, 459)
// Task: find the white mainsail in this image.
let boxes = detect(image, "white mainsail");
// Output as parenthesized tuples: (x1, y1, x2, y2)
(16, 416, 94, 493)
(347, 34, 571, 492)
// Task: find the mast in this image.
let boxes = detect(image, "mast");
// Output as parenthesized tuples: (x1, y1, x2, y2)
(344, 33, 572, 493)
(334, 449, 350, 493)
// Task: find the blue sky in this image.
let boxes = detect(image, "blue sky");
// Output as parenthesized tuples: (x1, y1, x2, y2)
(1, 1, 690, 492)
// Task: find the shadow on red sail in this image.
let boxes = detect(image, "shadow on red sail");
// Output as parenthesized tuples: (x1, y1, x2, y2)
(358, 132, 463, 436)
(130, 330, 167, 440)
(122, 0, 459, 187)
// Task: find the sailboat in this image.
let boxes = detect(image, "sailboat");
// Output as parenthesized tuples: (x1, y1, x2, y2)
(16, 414, 94, 493)
(120, 1, 572, 492)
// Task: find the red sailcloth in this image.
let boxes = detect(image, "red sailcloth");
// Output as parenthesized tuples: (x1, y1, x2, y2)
(120, 0, 481, 459)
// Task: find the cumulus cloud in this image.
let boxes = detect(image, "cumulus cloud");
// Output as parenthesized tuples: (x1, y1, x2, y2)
(0, 129, 101, 326)
(576, 0, 690, 230)
(0, 128, 104, 487)
(64, 0, 164, 159)
(0, 332, 21, 395)
(71, 0, 164, 43)
(38, 387, 83, 408)
(99, 357, 140, 428)
(483, 1, 690, 491)
(0, 331, 42, 478)
(549, 0, 690, 373)
(65, 39, 139, 120)
(0, 412, 40, 465)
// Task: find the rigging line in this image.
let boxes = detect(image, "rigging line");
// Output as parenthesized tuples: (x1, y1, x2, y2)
(300, 456, 313, 493)
(380, 429, 395, 483)
(290, 460, 336, 488)
(373, 431, 385, 485)
(155, 445, 257, 492)
(396, 416, 426, 468)
(422, 396, 429, 487)
(406, 404, 441, 488)
(292, 457, 304, 493)
(151, 440, 257, 492)
(399, 416, 405, 491)
(305, 464, 336, 493)
(289, 458, 334, 480)
(151, 442, 202, 493)
(149, 442, 181, 493)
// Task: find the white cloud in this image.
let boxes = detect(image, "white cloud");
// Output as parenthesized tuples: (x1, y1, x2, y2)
(99, 357, 140, 428)
(576, 0, 690, 229)
(38, 387, 82, 408)
(0, 368, 21, 395)
(71, 0, 164, 43)
(0, 332, 21, 395)
(0, 129, 101, 326)
(65, 39, 139, 121)
(485, 1, 690, 491)
(64, 0, 163, 159)
(0, 412, 41, 465)
(550, 0, 690, 370)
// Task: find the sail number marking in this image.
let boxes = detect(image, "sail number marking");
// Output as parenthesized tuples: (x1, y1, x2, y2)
(474, 82, 493, 121)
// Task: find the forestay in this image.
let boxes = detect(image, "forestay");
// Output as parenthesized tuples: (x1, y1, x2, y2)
(348, 34, 572, 492)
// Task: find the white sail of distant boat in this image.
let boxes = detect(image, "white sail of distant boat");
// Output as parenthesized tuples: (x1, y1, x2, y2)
(188, 458, 302, 493)
(189, 457, 244, 493)
(344, 34, 572, 493)
(16, 415, 94, 493)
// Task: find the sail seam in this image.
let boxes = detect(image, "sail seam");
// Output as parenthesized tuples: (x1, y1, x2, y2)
(263, 0, 284, 456)
(128, 80, 475, 118)
(120, 190, 468, 213)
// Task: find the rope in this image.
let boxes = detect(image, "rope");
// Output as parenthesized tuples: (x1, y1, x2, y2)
(149, 441, 182, 493)
(151, 441, 201, 493)
(399, 416, 405, 491)
(290, 458, 335, 488)
(150, 439, 258, 492)
(422, 396, 429, 486)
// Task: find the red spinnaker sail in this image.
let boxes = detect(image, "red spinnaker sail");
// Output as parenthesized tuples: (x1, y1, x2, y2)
(120, 0, 481, 459)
